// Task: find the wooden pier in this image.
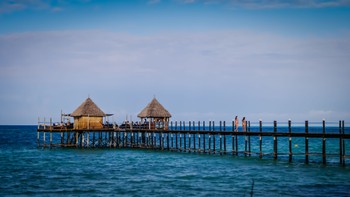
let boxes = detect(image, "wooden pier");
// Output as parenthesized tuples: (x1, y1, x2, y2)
(37, 120, 349, 166)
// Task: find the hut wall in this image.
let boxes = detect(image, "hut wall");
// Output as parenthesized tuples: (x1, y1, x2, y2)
(73, 116, 103, 129)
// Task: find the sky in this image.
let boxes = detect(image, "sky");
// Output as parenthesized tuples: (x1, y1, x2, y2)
(0, 0, 350, 125)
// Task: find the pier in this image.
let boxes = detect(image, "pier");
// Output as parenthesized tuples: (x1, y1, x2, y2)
(37, 120, 349, 166)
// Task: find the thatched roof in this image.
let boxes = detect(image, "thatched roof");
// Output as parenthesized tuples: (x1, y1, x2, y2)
(137, 98, 172, 118)
(70, 97, 106, 117)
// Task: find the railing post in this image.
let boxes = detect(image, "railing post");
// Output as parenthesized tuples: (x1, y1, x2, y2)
(342, 120, 345, 166)
(248, 121, 251, 156)
(288, 119, 292, 162)
(273, 120, 277, 160)
(322, 119, 326, 165)
(305, 120, 309, 164)
(232, 120, 235, 155)
(339, 120, 343, 165)
(259, 119, 262, 159)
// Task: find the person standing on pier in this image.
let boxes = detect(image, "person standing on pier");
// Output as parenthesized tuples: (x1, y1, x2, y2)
(234, 116, 239, 131)
(242, 117, 246, 132)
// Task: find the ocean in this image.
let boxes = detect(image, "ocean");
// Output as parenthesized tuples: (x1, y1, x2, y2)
(0, 125, 349, 196)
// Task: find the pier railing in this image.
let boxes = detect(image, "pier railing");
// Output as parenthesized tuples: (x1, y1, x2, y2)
(37, 120, 349, 166)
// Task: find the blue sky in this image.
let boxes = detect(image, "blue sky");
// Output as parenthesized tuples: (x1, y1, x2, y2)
(1, 0, 350, 124)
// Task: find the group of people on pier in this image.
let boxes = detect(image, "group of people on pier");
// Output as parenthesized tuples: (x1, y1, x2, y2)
(234, 116, 246, 132)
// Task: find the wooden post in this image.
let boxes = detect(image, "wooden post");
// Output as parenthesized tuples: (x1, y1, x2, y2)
(213, 133, 216, 153)
(198, 133, 201, 152)
(37, 131, 40, 147)
(209, 121, 211, 131)
(198, 121, 200, 131)
(43, 131, 46, 147)
(188, 122, 191, 152)
(219, 135, 222, 155)
(232, 120, 235, 155)
(305, 120, 309, 164)
(288, 119, 292, 162)
(167, 133, 174, 150)
(248, 121, 251, 156)
(180, 133, 182, 151)
(209, 134, 211, 154)
(154, 132, 157, 148)
(184, 133, 187, 152)
(339, 120, 343, 165)
(176, 132, 178, 150)
(224, 121, 226, 154)
(273, 120, 277, 160)
(193, 133, 196, 152)
(244, 135, 247, 157)
(188, 133, 191, 152)
(175, 121, 178, 130)
(92, 132, 96, 147)
(342, 120, 345, 166)
(235, 128, 238, 156)
(259, 119, 262, 159)
(82, 132, 85, 148)
(322, 119, 326, 165)
(60, 131, 64, 146)
(160, 133, 163, 150)
(224, 134, 227, 154)
(50, 131, 53, 148)
(220, 121, 222, 131)
(203, 133, 206, 153)
(76, 132, 79, 147)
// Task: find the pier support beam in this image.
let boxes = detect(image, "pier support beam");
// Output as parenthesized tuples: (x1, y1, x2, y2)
(305, 121, 309, 164)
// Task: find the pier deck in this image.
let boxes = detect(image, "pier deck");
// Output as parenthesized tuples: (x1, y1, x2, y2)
(37, 120, 349, 166)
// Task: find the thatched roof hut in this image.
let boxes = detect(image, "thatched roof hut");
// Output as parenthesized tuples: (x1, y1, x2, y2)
(71, 97, 106, 117)
(138, 98, 171, 129)
(138, 98, 171, 119)
(70, 97, 110, 129)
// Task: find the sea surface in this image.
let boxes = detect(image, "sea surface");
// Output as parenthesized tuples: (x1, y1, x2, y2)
(0, 125, 350, 196)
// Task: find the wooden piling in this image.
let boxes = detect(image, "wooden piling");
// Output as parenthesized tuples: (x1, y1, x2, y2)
(193, 133, 196, 152)
(305, 120, 309, 164)
(43, 131, 46, 147)
(188, 133, 191, 152)
(198, 133, 201, 152)
(339, 120, 343, 165)
(180, 133, 182, 152)
(322, 120, 326, 165)
(273, 120, 277, 160)
(203, 133, 206, 153)
(288, 119, 292, 162)
(208, 134, 211, 154)
(220, 135, 222, 155)
(342, 120, 345, 166)
(248, 121, 251, 156)
(213, 133, 216, 153)
(259, 120, 262, 159)
(184, 133, 187, 152)
(232, 120, 235, 155)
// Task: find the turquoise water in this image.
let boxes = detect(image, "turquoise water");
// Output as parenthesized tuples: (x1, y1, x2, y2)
(1, 126, 350, 196)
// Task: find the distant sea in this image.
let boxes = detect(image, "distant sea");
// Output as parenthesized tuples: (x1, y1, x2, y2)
(0, 125, 350, 196)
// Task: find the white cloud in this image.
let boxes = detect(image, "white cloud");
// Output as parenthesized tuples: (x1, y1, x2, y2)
(0, 30, 349, 124)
